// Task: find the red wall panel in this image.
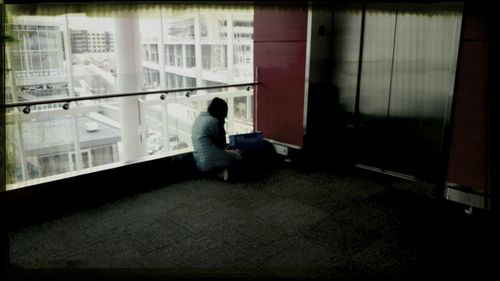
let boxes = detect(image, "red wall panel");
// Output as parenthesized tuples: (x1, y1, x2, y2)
(461, 4, 490, 40)
(254, 6, 307, 147)
(447, 41, 488, 192)
(254, 7, 307, 42)
(255, 61, 305, 146)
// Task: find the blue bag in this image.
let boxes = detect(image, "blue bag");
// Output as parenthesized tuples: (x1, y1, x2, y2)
(229, 131, 264, 152)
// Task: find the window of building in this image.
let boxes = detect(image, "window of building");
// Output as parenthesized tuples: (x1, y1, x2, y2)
(176, 74, 184, 88)
(185, 77, 196, 88)
(167, 73, 175, 88)
(142, 45, 149, 61)
(167, 45, 175, 66)
(91, 146, 115, 167)
(185, 45, 195, 68)
(202, 44, 227, 70)
(175, 45, 183, 67)
(201, 45, 211, 69)
(39, 153, 71, 177)
(143, 67, 160, 89)
(71, 150, 90, 170)
(150, 44, 158, 63)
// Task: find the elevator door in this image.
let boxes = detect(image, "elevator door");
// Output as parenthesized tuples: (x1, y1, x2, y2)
(356, 3, 463, 181)
(357, 4, 398, 174)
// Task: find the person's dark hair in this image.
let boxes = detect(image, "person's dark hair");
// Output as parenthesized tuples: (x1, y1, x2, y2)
(207, 97, 228, 121)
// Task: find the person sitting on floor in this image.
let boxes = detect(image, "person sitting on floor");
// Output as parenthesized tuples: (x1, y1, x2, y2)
(191, 97, 241, 180)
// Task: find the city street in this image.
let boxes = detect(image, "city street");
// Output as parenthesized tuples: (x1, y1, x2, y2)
(72, 63, 116, 97)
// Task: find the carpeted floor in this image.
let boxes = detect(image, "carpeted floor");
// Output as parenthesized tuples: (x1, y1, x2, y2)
(5, 163, 497, 280)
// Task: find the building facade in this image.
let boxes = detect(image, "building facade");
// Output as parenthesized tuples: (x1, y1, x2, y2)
(8, 21, 68, 109)
(6, 18, 121, 186)
(70, 29, 114, 54)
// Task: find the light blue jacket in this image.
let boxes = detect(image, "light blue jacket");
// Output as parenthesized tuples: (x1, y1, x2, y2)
(191, 112, 241, 172)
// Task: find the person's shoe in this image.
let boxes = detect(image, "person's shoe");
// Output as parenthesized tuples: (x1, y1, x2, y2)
(218, 168, 229, 181)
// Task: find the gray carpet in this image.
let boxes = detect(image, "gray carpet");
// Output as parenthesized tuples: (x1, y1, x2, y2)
(6, 164, 497, 280)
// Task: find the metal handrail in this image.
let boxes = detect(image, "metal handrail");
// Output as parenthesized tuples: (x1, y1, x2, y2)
(2, 81, 260, 109)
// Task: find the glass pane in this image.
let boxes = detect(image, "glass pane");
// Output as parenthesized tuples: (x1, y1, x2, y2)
(22, 112, 75, 179)
(75, 113, 121, 168)
(151, 44, 158, 63)
(4, 4, 254, 189)
(71, 151, 90, 169)
(48, 51, 60, 69)
(201, 45, 211, 69)
(40, 51, 50, 69)
(168, 45, 175, 65)
(31, 51, 42, 70)
(175, 45, 183, 67)
(185, 45, 195, 67)
(20, 52, 28, 72)
(38, 30, 48, 50)
(38, 153, 70, 177)
(91, 146, 114, 167)
(48, 30, 58, 50)
(28, 31, 39, 50)
(5, 124, 25, 184)
(12, 52, 22, 71)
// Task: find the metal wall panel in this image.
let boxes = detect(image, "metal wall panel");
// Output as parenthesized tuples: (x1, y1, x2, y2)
(331, 4, 363, 117)
(356, 4, 398, 169)
(359, 4, 398, 119)
(332, 3, 464, 181)
(387, 3, 463, 180)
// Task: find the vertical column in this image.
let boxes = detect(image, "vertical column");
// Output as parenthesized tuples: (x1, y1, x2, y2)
(226, 13, 235, 133)
(182, 45, 189, 86)
(227, 97, 235, 134)
(226, 13, 234, 84)
(192, 4, 206, 138)
(246, 42, 253, 123)
(158, 10, 167, 90)
(64, 14, 84, 171)
(63, 15, 75, 96)
(158, 9, 171, 152)
(15, 120, 27, 181)
(194, 10, 203, 87)
(5, 45, 28, 182)
(115, 13, 147, 161)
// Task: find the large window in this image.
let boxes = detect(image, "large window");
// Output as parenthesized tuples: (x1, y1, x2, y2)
(4, 4, 254, 190)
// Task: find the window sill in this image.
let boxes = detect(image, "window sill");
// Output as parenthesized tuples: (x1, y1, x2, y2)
(5, 147, 193, 191)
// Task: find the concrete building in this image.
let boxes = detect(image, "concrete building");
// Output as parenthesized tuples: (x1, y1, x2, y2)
(5, 18, 121, 185)
(8, 21, 68, 110)
(70, 29, 114, 54)
(69, 29, 89, 54)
